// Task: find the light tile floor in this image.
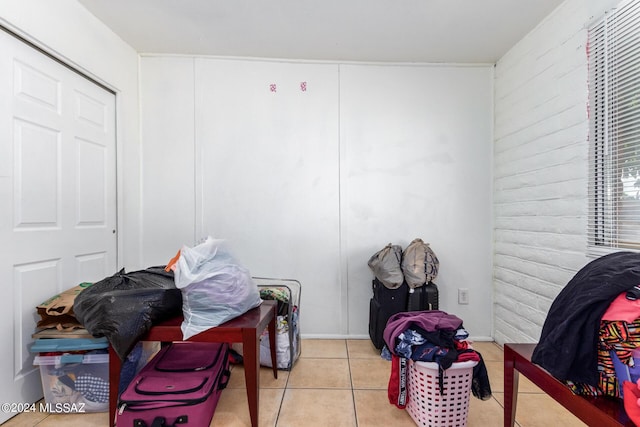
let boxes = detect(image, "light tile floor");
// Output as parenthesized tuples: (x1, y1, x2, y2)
(2, 339, 588, 426)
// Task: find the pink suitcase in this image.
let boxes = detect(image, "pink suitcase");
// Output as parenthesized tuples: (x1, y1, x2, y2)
(116, 342, 230, 427)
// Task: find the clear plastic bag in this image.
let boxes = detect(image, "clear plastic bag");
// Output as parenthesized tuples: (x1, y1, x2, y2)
(172, 237, 262, 340)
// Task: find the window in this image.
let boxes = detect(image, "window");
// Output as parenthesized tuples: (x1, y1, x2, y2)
(588, 0, 640, 252)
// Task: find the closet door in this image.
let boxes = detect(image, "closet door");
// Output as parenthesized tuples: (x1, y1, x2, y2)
(0, 29, 117, 420)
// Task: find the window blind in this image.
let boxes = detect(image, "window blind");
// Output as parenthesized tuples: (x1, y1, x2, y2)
(588, 0, 640, 252)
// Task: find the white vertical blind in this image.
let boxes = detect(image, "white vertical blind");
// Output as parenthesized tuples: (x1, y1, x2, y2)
(588, 0, 640, 252)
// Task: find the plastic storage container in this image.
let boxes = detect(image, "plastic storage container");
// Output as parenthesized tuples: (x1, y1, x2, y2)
(31, 337, 109, 413)
(30, 337, 108, 353)
(253, 277, 301, 370)
(406, 359, 477, 427)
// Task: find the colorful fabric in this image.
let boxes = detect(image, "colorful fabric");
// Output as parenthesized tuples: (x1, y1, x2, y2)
(383, 310, 463, 353)
(259, 288, 291, 316)
(259, 288, 289, 303)
(623, 381, 640, 425)
(260, 315, 289, 336)
(602, 292, 640, 323)
(567, 318, 640, 398)
(395, 329, 426, 359)
(532, 252, 640, 386)
(410, 342, 449, 363)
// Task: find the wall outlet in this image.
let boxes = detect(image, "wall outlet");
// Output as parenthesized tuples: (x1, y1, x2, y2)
(458, 288, 469, 305)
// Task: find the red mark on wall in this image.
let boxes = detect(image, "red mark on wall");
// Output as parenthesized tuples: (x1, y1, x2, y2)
(300, 82, 307, 92)
(270, 84, 277, 92)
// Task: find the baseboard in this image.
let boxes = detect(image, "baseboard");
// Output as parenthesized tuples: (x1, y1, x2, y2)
(300, 334, 495, 342)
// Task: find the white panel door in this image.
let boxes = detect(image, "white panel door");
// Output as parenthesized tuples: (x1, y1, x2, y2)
(0, 29, 117, 421)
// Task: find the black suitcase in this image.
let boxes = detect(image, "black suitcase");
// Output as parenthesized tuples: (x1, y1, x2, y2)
(369, 278, 408, 349)
(406, 281, 439, 311)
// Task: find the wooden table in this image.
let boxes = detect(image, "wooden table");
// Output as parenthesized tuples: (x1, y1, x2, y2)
(109, 300, 278, 427)
(504, 343, 633, 427)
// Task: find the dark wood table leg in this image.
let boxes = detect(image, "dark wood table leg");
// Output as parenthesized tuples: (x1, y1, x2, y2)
(109, 345, 121, 426)
(268, 303, 278, 378)
(504, 344, 519, 427)
(243, 327, 260, 427)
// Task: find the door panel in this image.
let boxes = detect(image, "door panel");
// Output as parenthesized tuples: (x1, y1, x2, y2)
(13, 260, 60, 378)
(0, 29, 116, 423)
(13, 119, 60, 227)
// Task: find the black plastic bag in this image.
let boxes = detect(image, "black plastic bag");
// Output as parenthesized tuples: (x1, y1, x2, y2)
(74, 266, 182, 360)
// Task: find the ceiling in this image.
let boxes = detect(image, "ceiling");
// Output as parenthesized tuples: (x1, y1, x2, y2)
(77, 0, 565, 63)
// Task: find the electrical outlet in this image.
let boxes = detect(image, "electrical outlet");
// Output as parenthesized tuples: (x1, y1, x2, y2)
(458, 288, 469, 305)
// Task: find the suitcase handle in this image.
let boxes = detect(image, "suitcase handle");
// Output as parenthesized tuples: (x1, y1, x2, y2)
(136, 415, 188, 427)
(134, 376, 208, 395)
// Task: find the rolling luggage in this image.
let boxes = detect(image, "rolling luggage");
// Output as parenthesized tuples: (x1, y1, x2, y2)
(368, 240, 441, 349)
(116, 342, 230, 427)
(368, 244, 407, 349)
(406, 281, 439, 311)
(369, 278, 408, 349)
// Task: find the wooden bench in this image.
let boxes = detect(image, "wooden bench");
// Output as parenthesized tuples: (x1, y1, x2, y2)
(109, 300, 278, 427)
(504, 343, 634, 426)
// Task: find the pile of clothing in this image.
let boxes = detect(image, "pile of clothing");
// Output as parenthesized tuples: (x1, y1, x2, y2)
(563, 293, 640, 398)
(532, 252, 640, 395)
(55, 370, 109, 410)
(532, 251, 640, 424)
(382, 310, 492, 408)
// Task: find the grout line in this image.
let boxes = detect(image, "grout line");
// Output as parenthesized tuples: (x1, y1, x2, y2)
(273, 385, 286, 427)
(345, 339, 360, 427)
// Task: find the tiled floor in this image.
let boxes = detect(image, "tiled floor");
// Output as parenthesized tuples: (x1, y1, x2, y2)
(2, 339, 588, 426)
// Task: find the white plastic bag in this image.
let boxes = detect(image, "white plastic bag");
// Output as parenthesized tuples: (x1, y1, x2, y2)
(172, 237, 262, 340)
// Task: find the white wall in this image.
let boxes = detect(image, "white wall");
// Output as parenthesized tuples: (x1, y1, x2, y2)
(0, 0, 142, 271)
(0, 0, 493, 341)
(3, 0, 616, 343)
(340, 64, 494, 338)
(140, 57, 494, 338)
(196, 59, 343, 335)
(139, 57, 196, 265)
(492, 0, 620, 345)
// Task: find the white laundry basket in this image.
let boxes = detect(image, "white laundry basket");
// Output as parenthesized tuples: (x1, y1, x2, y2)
(406, 359, 477, 427)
